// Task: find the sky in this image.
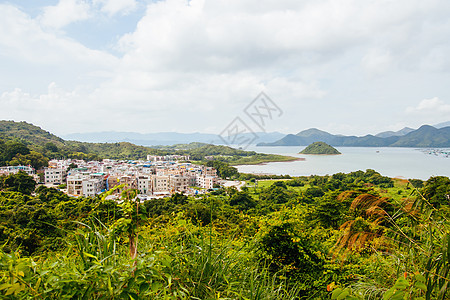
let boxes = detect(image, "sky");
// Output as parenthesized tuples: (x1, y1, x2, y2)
(1, 0, 450, 137)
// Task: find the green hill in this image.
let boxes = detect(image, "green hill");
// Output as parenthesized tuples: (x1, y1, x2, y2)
(0, 120, 65, 147)
(0, 120, 295, 167)
(300, 142, 341, 155)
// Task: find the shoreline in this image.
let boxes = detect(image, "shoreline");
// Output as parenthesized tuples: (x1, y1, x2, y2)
(299, 153, 342, 155)
(232, 156, 304, 166)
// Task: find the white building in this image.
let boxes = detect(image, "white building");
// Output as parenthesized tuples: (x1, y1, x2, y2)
(67, 173, 104, 197)
(82, 178, 103, 197)
(137, 175, 152, 194)
(202, 166, 217, 177)
(196, 175, 218, 190)
(48, 159, 71, 170)
(48, 157, 218, 196)
(44, 167, 66, 184)
(169, 175, 190, 193)
(147, 155, 190, 162)
(67, 174, 85, 196)
(0, 165, 35, 176)
(153, 175, 170, 193)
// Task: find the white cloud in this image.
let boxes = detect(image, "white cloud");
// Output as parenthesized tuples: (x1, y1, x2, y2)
(94, 0, 137, 16)
(39, 0, 92, 29)
(0, 83, 94, 133)
(420, 45, 450, 71)
(407, 97, 450, 114)
(39, 0, 139, 29)
(405, 97, 450, 127)
(117, 0, 450, 74)
(2, 1, 450, 135)
(362, 49, 394, 76)
(0, 3, 118, 93)
(0, 4, 116, 65)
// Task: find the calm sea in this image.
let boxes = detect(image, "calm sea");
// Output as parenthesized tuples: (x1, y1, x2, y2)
(237, 146, 450, 180)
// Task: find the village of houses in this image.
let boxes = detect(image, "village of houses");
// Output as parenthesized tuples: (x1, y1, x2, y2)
(0, 155, 225, 199)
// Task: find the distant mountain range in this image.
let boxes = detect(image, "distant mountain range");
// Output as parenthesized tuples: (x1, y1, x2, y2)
(257, 125, 450, 147)
(62, 131, 286, 146)
(10, 120, 450, 148)
(375, 127, 415, 138)
(434, 121, 450, 129)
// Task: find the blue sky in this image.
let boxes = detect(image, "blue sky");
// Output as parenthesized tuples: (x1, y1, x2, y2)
(1, 0, 450, 136)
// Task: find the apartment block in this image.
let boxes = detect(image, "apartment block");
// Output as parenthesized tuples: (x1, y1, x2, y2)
(67, 173, 105, 197)
(44, 167, 66, 184)
(169, 175, 190, 193)
(82, 178, 104, 197)
(0, 165, 35, 176)
(153, 175, 170, 193)
(67, 174, 84, 196)
(137, 175, 151, 194)
(48, 157, 219, 198)
(203, 166, 217, 177)
(196, 175, 217, 190)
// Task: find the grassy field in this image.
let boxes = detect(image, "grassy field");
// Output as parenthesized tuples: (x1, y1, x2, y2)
(375, 178, 412, 202)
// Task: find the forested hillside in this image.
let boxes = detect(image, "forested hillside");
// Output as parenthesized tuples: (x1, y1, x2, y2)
(0, 170, 449, 298)
(0, 121, 294, 167)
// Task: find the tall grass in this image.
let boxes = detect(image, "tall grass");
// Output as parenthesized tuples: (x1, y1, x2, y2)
(0, 214, 301, 299)
(344, 181, 450, 299)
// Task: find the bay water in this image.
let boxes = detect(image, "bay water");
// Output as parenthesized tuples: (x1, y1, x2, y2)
(237, 146, 450, 180)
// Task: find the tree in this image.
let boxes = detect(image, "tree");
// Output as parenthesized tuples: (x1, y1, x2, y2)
(35, 185, 71, 203)
(8, 154, 30, 167)
(69, 152, 89, 160)
(229, 191, 256, 210)
(205, 161, 238, 178)
(170, 192, 188, 205)
(3, 141, 30, 162)
(312, 192, 347, 229)
(67, 163, 78, 171)
(225, 186, 238, 197)
(103, 186, 142, 259)
(0, 171, 36, 195)
(9, 151, 48, 170)
(186, 203, 216, 225)
(259, 181, 297, 204)
(258, 222, 325, 294)
(44, 142, 58, 152)
(421, 176, 450, 208)
(0, 139, 5, 165)
(408, 178, 424, 189)
(262, 186, 290, 204)
(309, 175, 329, 186)
(304, 187, 324, 199)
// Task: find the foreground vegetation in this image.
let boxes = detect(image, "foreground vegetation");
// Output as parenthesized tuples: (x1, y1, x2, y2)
(0, 169, 449, 299)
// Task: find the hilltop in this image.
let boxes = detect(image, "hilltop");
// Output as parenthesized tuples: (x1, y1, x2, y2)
(0, 120, 65, 147)
(300, 142, 341, 155)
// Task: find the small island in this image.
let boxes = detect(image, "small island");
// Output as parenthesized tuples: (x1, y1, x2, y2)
(299, 141, 341, 155)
